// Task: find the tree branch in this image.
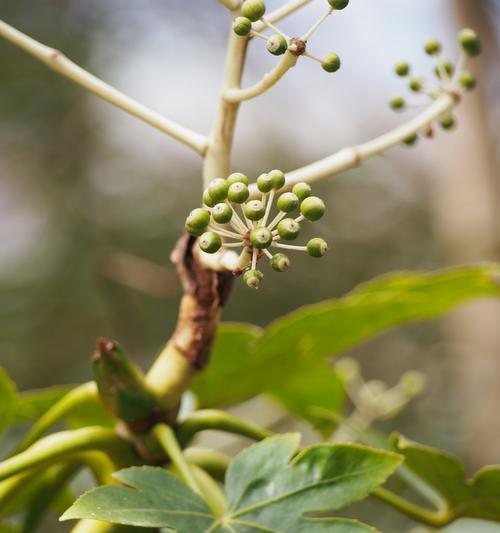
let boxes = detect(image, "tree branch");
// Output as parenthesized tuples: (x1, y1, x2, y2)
(223, 51, 298, 103)
(0, 19, 208, 155)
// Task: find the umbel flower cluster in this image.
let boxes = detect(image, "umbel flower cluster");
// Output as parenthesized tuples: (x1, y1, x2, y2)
(185, 171, 328, 289)
(233, 0, 349, 73)
(389, 28, 482, 144)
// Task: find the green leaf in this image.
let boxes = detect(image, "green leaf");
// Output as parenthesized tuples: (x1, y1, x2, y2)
(0, 368, 17, 435)
(441, 519, 500, 532)
(63, 435, 401, 532)
(192, 266, 500, 429)
(391, 433, 500, 524)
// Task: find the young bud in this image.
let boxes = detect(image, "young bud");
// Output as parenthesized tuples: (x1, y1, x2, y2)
(399, 371, 426, 397)
(208, 178, 229, 202)
(459, 71, 477, 91)
(227, 172, 250, 186)
(321, 52, 341, 73)
(300, 196, 325, 221)
(459, 28, 481, 57)
(241, 0, 266, 22)
(267, 34, 288, 56)
(244, 199, 266, 221)
(186, 208, 210, 233)
(292, 182, 311, 201)
(439, 113, 456, 131)
(203, 189, 216, 208)
(328, 0, 349, 9)
(424, 39, 442, 56)
(257, 173, 273, 193)
(212, 203, 233, 224)
(389, 96, 406, 111)
(199, 231, 222, 254)
(268, 169, 286, 190)
(250, 227, 272, 249)
(408, 77, 423, 92)
(244, 269, 263, 289)
(233, 16, 252, 37)
(271, 253, 290, 272)
(277, 218, 301, 240)
(403, 133, 418, 146)
(394, 62, 410, 77)
(228, 182, 250, 204)
(335, 357, 360, 383)
(307, 237, 328, 257)
(434, 60, 454, 79)
(277, 192, 299, 213)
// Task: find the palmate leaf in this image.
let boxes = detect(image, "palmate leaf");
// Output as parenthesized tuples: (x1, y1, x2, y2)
(62, 434, 402, 532)
(192, 265, 500, 431)
(391, 434, 500, 524)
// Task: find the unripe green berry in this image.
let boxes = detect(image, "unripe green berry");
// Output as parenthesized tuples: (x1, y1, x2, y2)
(203, 189, 216, 208)
(185, 223, 204, 237)
(199, 231, 222, 254)
(394, 62, 410, 77)
(459, 28, 481, 57)
(459, 71, 477, 91)
(300, 196, 325, 221)
(321, 52, 341, 73)
(241, 0, 266, 22)
(292, 182, 311, 201)
(277, 192, 299, 213)
(244, 269, 263, 289)
(434, 60, 454, 79)
(307, 237, 328, 257)
(256, 173, 273, 193)
(243, 200, 266, 221)
(408, 77, 423, 92)
(228, 182, 249, 204)
(208, 178, 229, 202)
(250, 227, 272, 249)
(277, 218, 301, 240)
(271, 253, 290, 272)
(424, 39, 442, 56)
(186, 208, 210, 232)
(328, 0, 349, 9)
(403, 133, 418, 146)
(268, 169, 286, 190)
(390, 96, 406, 111)
(233, 16, 252, 37)
(267, 34, 288, 56)
(439, 113, 455, 131)
(227, 172, 250, 186)
(212, 203, 233, 224)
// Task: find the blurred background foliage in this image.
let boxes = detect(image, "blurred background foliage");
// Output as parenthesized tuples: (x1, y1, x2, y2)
(0, 1, 500, 530)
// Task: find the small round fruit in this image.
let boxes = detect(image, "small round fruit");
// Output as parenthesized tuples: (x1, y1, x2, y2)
(409, 77, 422, 92)
(228, 182, 250, 204)
(185, 223, 204, 237)
(390, 96, 406, 111)
(394, 62, 410, 77)
(307, 238, 328, 257)
(268, 169, 286, 190)
(271, 253, 290, 272)
(233, 16, 252, 36)
(256, 173, 273, 193)
(243, 200, 266, 221)
(328, 0, 349, 9)
(403, 133, 418, 146)
(321, 52, 341, 73)
(186, 208, 210, 231)
(203, 189, 216, 208)
(241, 0, 266, 22)
(300, 196, 325, 221)
(244, 269, 263, 289)
(459, 71, 477, 91)
(267, 34, 288, 56)
(459, 28, 481, 57)
(227, 172, 250, 186)
(277, 192, 299, 213)
(212, 203, 233, 224)
(199, 232, 222, 254)
(250, 227, 272, 249)
(292, 182, 311, 201)
(277, 218, 301, 240)
(434, 60, 454, 79)
(424, 39, 442, 56)
(208, 178, 229, 202)
(439, 114, 455, 130)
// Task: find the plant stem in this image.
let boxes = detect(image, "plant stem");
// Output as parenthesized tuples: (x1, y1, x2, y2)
(254, 0, 314, 31)
(176, 409, 272, 447)
(183, 447, 230, 483)
(216, 0, 240, 10)
(0, 19, 207, 155)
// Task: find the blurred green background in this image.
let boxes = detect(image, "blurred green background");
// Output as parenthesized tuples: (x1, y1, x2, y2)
(0, 1, 500, 530)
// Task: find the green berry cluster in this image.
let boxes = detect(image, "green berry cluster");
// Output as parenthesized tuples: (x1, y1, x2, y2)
(232, 0, 347, 76)
(389, 28, 481, 146)
(185, 171, 328, 289)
